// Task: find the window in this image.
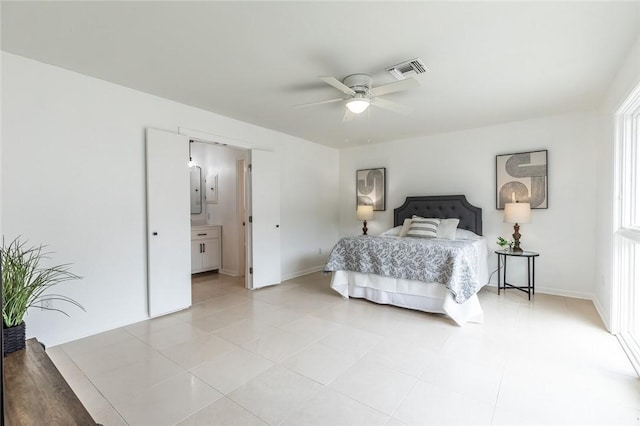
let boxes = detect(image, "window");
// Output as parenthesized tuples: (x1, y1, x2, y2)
(615, 81, 640, 375)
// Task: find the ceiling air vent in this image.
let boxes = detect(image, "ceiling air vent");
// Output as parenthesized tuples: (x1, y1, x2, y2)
(386, 58, 428, 80)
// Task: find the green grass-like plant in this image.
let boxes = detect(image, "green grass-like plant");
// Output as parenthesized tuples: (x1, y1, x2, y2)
(2, 237, 83, 328)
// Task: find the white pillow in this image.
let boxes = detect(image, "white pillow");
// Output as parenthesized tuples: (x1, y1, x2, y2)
(380, 226, 402, 236)
(437, 218, 460, 240)
(456, 228, 482, 240)
(399, 218, 412, 237)
(406, 217, 440, 238)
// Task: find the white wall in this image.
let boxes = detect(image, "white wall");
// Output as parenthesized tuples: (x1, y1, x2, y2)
(339, 111, 600, 298)
(596, 34, 640, 331)
(1, 52, 339, 346)
(280, 140, 341, 279)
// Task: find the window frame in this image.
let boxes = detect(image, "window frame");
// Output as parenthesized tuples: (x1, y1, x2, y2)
(613, 81, 640, 376)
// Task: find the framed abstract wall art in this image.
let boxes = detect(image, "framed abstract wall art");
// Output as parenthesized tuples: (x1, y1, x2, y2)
(357, 168, 386, 211)
(496, 150, 548, 209)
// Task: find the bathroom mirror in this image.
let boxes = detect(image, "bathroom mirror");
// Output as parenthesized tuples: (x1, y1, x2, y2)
(190, 166, 202, 214)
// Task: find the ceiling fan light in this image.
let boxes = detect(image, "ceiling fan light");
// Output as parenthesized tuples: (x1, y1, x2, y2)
(346, 98, 370, 114)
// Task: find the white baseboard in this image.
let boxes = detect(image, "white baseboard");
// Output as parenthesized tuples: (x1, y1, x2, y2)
(220, 268, 242, 277)
(486, 281, 594, 300)
(281, 265, 325, 282)
(533, 286, 593, 300)
(592, 296, 612, 332)
(486, 268, 596, 300)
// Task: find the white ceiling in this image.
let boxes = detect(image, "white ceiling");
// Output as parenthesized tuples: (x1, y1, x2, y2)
(2, 1, 639, 148)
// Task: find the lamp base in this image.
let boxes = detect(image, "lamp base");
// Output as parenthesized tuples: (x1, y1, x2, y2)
(512, 223, 523, 252)
(362, 220, 368, 236)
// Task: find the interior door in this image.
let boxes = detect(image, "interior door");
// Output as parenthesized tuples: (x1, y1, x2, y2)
(146, 128, 191, 316)
(247, 150, 281, 289)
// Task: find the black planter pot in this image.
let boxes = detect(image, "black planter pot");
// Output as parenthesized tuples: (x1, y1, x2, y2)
(3, 322, 26, 356)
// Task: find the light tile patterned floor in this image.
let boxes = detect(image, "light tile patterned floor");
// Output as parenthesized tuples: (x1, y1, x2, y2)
(46, 272, 640, 426)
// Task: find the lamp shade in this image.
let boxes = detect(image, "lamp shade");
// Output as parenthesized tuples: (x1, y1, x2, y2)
(356, 205, 374, 220)
(504, 202, 531, 224)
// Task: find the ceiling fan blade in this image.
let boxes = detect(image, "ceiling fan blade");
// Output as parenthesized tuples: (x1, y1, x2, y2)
(320, 76, 356, 96)
(369, 78, 420, 97)
(371, 97, 413, 115)
(294, 97, 344, 108)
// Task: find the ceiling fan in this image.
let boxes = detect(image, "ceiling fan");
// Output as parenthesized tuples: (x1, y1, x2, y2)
(296, 73, 420, 120)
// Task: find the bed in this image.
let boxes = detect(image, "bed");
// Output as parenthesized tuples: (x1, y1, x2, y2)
(324, 195, 488, 325)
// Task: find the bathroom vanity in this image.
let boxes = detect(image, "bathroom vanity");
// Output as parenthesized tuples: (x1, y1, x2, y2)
(191, 225, 221, 274)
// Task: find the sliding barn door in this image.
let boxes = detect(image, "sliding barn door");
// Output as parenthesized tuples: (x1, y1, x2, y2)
(247, 150, 281, 289)
(146, 128, 191, 316)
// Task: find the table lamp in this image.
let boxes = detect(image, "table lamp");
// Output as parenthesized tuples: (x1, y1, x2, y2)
(503, 201, 531, 253)
(356, 205, 374, 235)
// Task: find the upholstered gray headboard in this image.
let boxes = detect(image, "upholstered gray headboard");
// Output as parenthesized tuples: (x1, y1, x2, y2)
(393, 195, 483, 235)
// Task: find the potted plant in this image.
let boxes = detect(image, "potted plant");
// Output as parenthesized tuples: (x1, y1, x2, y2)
(496, 236, 514, 251)
(2, 237, 83, 355)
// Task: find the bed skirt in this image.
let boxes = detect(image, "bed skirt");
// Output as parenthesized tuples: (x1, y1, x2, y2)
(330, 270, 484, 326)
